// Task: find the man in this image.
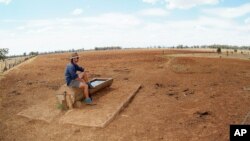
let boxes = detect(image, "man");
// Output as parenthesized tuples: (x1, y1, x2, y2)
(65, 52, 94, 104)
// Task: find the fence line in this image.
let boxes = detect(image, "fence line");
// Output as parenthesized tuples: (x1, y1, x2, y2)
(0, 55, 35, 73)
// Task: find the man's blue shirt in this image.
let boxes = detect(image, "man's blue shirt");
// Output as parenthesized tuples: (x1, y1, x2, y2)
(65, 63, 84, 85)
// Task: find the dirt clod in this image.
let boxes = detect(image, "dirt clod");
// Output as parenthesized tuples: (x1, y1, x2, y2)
(8, 90, 21, 96)
(123, 77, 129, 80)
(195, 111, 211, 118)
(155, 83, 164, 89)
(166, 92, 177, 96)
(74, 129, 80, 133)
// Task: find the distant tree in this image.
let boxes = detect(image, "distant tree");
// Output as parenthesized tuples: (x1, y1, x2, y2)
(95, 46, 122, 51)
(23, 52, 26, 56)
(29, 51, 39, 56)
(0, 48, 9, 61)
(217, 47, 221, 54)
(177, 45, 183, 49)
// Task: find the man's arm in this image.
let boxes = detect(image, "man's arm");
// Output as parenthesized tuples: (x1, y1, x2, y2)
(76, 65, 84, 72)
(76, 72, 86, 82)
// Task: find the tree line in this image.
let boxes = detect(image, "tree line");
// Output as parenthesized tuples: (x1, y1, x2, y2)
(147, 44, 250, 50)
(94, 46, 122, 50)
(39, 48, 85, 55)
(1, 45, 249, 60)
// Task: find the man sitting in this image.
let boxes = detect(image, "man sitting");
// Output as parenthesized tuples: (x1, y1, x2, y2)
(64, 52, 94, 105)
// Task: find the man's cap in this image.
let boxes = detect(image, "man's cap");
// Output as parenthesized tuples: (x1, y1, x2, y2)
(70, 52, 79, 59)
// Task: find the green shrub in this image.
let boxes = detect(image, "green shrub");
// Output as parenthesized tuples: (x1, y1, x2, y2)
(217, 48, 221, 54)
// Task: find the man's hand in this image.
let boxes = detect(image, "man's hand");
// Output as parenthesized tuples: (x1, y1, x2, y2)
(76, 77, 85, 83)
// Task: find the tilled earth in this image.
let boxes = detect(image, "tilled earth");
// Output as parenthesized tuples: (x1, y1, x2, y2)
(0, 49, 250, 141)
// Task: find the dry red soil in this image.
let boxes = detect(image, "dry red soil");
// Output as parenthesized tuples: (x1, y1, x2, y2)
(0, 49, 250, 141)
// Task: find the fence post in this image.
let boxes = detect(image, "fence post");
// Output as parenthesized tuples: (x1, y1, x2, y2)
(0, 61, 2, 72)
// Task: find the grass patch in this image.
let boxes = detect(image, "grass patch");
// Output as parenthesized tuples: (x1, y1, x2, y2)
(56, 103, 65, 110)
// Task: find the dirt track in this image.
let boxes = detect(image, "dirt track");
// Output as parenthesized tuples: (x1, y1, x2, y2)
(0, 49, 250, 141)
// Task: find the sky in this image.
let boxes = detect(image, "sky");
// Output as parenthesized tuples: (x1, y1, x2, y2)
(0, 0, 250, 55)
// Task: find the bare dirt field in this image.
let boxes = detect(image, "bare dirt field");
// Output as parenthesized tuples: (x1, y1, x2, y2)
(0, 49, 250, 141)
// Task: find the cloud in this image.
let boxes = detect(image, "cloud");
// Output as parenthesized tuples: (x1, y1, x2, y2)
(245, 17, 250, 24)
(138, 8, 168, 16)
(203, 3, 250, 18)
(142, 0, 159, 4)
(12, 13, 141, 36)
(71, 8, 83, 16)
(141, 16, 250, 46)
(196, 16, 235, 29)
(1, 13, 250, 55)
(0, 0, 11, 5)
(165, 0, 221, 9)
(82, 13, 141, 28)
